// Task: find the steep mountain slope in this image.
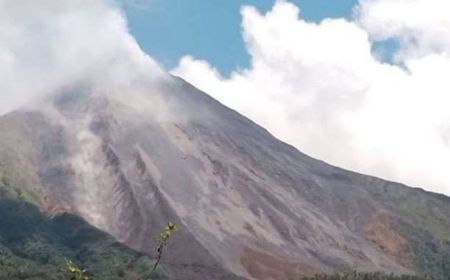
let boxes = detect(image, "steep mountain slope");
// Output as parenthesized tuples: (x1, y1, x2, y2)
(0, 76, 449, 280)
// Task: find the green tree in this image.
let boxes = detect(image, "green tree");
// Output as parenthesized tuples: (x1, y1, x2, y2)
(151, 222, 178, 273)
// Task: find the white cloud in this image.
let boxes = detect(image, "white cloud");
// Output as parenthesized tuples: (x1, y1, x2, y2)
(0, 0, 164, 114)
(172, 0, 450, 195)
(357, 0, 450, 61)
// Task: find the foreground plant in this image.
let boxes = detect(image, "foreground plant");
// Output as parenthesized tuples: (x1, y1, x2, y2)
(65, 258, 89, 280)
(151, 222, 178, 273)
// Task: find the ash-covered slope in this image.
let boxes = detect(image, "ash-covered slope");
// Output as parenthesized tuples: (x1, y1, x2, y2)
(1, 76, 450, 280)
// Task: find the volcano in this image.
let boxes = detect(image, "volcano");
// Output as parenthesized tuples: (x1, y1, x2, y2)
(0, 75, 449, 280)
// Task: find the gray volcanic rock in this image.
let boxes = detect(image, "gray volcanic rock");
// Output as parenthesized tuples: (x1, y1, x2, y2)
(1, 76, 450, 280)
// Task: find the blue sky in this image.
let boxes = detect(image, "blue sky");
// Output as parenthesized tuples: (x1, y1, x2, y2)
(123, 0, 358, 76)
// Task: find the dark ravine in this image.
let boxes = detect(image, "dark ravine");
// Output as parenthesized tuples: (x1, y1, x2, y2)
(0, 76, 449, 280)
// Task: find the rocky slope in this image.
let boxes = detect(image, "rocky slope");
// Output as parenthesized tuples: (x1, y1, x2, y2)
(0, 76, 449, 280)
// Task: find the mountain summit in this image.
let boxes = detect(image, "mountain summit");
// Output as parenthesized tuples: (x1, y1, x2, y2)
(0, 76, 449, 280)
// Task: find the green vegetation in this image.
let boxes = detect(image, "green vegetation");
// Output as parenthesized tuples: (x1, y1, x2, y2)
(394, 221, 450, 278)
(365, 184, 450, 278)
(0, 197, 168, 280)
(152, 222, 177, 273)
(66, 258, 89, 280)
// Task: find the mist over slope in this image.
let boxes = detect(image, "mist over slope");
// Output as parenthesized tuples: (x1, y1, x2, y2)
(1, 74, 450, 280)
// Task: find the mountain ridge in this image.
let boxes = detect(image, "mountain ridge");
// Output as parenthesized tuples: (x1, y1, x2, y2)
(0, 76, 449, 280)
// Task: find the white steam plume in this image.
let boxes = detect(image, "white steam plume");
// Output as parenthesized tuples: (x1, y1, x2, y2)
(0, 0, 164, 114)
